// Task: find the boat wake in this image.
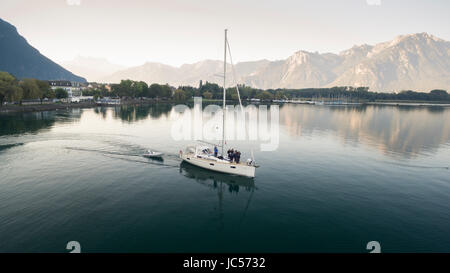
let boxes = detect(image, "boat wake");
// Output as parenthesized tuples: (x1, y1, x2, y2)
(64, 146, 181, 168)
(102, 153, 180, 168)
(388, 161, 449, 170)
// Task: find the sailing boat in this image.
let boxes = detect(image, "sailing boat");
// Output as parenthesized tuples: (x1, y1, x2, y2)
(179, 29, 257, 178)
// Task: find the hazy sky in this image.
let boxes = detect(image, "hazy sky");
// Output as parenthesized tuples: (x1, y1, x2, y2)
(1, 0, 449, 67)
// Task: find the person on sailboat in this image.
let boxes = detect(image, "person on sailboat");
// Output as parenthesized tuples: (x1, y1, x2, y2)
(228, 149, 234, 162)
(235, 151, 241, 164)
(214, 146, 218, 157)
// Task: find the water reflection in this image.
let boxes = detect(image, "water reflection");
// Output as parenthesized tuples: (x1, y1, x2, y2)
(93, 107, 108, 119)
(108, 104, 173, 122)
(179, 161, 255, 230)
(0, 143, 24, 152)
(0, 110, 83, 136)
(280, 104, 450, 157)
(102, 103, 450, 158)
(3, 103, 449, 159)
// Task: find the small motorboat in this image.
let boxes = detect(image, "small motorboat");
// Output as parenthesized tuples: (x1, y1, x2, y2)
(143, 150, 164, 158)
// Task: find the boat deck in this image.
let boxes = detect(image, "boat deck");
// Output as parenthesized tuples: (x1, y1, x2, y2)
(183, 152, 250, 166)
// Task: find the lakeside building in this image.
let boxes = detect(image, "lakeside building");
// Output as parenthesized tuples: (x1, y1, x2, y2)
(48, 80, 89, 102)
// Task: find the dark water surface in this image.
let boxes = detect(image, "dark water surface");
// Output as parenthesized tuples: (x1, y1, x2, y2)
(0, 103, 449, 253)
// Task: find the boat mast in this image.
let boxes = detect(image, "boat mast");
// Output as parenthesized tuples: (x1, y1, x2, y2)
(222, 29, 227, 156)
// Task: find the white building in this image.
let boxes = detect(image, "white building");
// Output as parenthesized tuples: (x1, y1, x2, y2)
(48, 80, 84, 102)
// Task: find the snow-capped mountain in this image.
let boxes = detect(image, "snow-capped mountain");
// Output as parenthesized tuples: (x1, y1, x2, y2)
(101, 33, 450, 92)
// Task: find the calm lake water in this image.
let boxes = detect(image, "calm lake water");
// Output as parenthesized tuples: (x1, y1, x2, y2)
(0, 103, 449, 253)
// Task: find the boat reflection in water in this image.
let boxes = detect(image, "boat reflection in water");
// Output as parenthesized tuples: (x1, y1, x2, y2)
(179, 161, 256, 229)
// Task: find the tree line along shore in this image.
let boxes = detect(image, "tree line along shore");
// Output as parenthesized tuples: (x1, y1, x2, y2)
(1, 70, 449, 111)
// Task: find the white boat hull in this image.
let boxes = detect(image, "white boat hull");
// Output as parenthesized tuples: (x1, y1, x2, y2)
(180, 152, 255, 178)
(143, 153, 163, 158)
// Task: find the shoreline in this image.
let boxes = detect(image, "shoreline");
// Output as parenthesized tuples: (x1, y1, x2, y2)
(0, 102, 96, 114)
(0, 99, 173, 114)
(365, 101, 450, 107)
(1, 99, 450, 114)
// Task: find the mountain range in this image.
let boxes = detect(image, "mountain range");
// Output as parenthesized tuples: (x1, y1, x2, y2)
(1, 16, 449, 92)
(0, 18, 86, 82)
(60, 56, 125, 83)
(96, 32, 450, 92)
